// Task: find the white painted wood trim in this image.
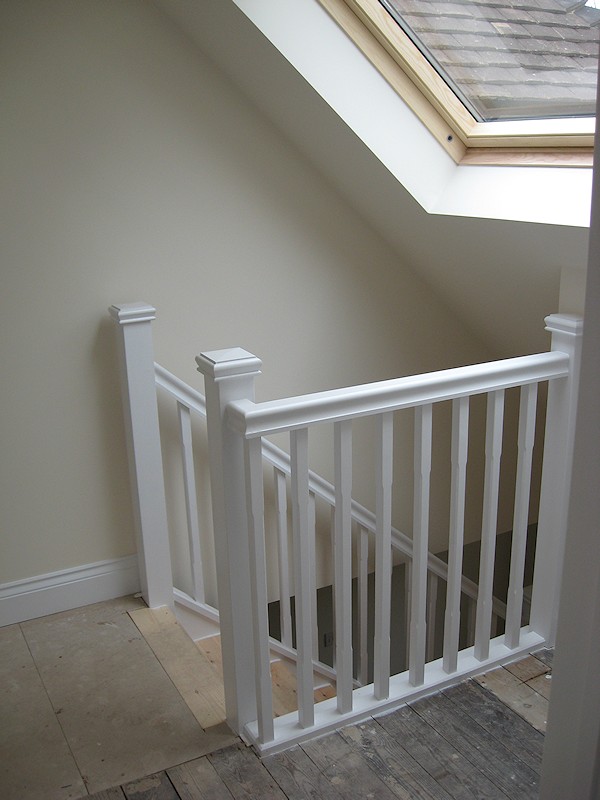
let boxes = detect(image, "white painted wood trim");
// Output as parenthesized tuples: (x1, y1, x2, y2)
(373, 412, 393, 700)
(410, 404, 432, 686)
(443, 396, 469, 674)
(474, 390, 505, 662)
(333, 420, 353, 714)
(290, 428, 316, 729)
(244, 436, 275, 744)
(227, 351, 569, 438)
(0, 555, 140, 627)
(504, 383, 538, 648)
(245, 629, 545, 756)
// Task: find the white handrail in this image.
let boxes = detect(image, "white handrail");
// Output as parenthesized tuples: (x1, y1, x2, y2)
(226, 351, 569, 438)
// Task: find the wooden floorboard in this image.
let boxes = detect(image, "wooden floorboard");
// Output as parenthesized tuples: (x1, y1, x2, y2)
(531, 647, 554, 668)
(121, 772, 179, 800)
(301, 731, 404, 800)
(410, 692, 539, 799)
(209, 743, 287, 799)
(375, 705, 510, 799)
(168, 758, 235, 800)
(263, 745, 348, 800)
(80, 651, 552, 800)
(505, 655, 550, 683)
(339, 719, 453, 800)
(475, 666, 549, 732)
(442, 680, 544, 771)
(87, 790, 126, 800)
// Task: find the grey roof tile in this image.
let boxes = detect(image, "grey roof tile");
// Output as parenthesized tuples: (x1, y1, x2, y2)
(384, 0, 599, 118)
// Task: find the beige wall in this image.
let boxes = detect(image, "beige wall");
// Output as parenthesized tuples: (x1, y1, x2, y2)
(1, 0, 496, 586)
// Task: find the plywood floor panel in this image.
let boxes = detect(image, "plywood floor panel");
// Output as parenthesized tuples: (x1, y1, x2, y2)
(0, 623, 86, 800)
(20, 598, 215, 795)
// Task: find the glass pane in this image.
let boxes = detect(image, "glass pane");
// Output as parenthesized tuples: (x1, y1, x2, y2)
(380, 0, 599, 122)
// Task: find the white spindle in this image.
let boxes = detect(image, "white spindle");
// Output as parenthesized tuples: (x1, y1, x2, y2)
(330, 504, 337, 668)
(290, 428, 315, 728)
(178, 402, 205, 604)
(244, 436, 274, 743)
(443, 396, 469, 674)
(475, 390, 505, 662)
(426, 572, 438, 662)
(374, 412, 394, 700)
(404, 560, 412, 671)
(357, 525, 370, 686)
(334, 421, 353, 713)
(309, 491, 319, 661)
(410, 404, 433, 686)
(505, 383, 538, 648)
(274, 468, 293, 647)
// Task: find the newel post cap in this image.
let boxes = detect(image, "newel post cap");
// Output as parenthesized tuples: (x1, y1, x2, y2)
(544, 313, 584, 337)
(109, 302, 157, 324)
(196, 348, 262, 381)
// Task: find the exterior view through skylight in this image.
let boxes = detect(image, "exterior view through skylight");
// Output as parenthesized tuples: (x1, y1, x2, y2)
(379, 0, 599, 122)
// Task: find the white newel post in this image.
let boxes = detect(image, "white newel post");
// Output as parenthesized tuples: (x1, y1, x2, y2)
(196, 348, 262, 735)
(109, 302, 173, 609)
(529, 313, 583, 646)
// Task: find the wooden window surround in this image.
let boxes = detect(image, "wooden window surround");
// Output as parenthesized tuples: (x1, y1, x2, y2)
(317, 0, 594, 167)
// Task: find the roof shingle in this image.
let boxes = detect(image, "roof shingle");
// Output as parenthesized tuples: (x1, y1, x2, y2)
(382, 0, 599, 119)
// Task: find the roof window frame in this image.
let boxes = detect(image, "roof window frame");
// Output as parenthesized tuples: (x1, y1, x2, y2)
(318, 0, 595, 166)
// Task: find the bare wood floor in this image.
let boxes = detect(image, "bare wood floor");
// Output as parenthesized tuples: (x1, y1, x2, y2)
(87, 651, 552, 800)
(0, 596, 551, 800)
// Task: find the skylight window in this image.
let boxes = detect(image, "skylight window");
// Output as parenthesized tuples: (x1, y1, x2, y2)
(379, 0, 599, 122)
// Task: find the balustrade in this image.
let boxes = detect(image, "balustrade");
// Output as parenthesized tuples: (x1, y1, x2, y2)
(112, 303, 582, 755)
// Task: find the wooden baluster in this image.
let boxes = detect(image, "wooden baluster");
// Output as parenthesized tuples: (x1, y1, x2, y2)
(309, 491, 319, 662)
(505, 383, 538, 649)
(374, 412, 394, 700)
(404, 560, 412, 672)
(243, 436, 274, 744)
(334, 421, 353, 713)
(426, 572, 438, 662)
(443, 396, 469, 674)
(357, 525, 370, 686)
(330, 505, 336, 668)
(475, 390, 505, 662)
(410, 404, 433, 686)
(178, 402, 205, 604)
(274, 468, 293, 648)
(290, 428, 315, 728)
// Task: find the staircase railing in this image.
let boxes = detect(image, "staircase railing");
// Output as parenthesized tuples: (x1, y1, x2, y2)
(111, 303, 582, 754)
(156, 360, 502, 684)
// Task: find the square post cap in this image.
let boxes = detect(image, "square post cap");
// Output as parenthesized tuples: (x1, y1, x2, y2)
(196, 348, 262, 381)
(109, 302, 157, 324)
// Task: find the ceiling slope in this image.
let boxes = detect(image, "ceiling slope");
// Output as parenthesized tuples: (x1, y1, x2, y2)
(153, 0, 590, 356)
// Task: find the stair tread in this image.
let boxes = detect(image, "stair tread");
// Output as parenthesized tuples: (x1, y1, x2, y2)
(129, 607, 231, 732)
(196, 635, 336, 718)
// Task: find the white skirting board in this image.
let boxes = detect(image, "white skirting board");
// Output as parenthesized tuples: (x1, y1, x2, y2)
(0, 555, 141, 627)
